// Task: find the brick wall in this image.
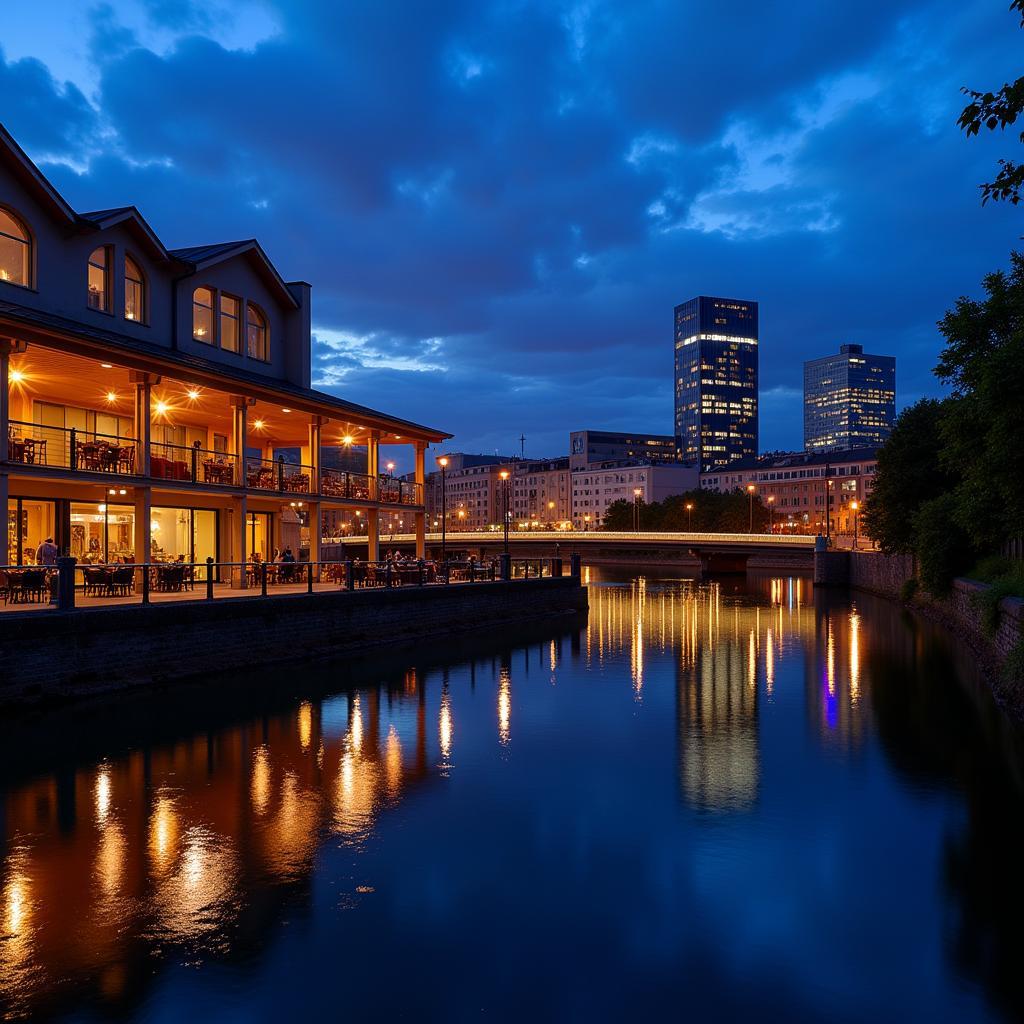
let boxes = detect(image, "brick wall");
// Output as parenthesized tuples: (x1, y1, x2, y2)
(0, 578, 589, 707)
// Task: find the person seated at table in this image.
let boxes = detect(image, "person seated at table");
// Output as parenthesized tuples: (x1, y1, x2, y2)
(35, 537, 58, 566)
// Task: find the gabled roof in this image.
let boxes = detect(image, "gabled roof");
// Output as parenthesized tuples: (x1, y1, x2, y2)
(0, 122, 78, 225)
(169, 239, 299, 308)
(80, 205, 171, 262)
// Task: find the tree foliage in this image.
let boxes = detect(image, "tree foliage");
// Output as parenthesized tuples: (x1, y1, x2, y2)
(602, 489, 770, 533)
(861, 399, 953, 554)
(958, 0, 1024, 204)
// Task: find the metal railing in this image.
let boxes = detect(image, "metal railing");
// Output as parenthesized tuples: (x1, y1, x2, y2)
(150, 441, 238, 486)
(378, 477, 423, 506)
(244, 455, 316, 494)
(0, 553, 577, 612)
(8, 420, 138, 475)
(321, 468, 376, 502)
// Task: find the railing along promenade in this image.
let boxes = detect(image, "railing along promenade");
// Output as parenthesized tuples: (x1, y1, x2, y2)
(370, 530, 818, 547)
(0, 553, 574, 614)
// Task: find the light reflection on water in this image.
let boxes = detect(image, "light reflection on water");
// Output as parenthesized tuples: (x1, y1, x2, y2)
(1, 569, 1023, 1021)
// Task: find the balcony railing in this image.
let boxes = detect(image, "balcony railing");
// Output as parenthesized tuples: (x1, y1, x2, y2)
(321, 468, 375, 501)
(378, 477, 423, 506)
(245, 455, 316, 494)
(151, 441, 238, 486)
(8, 420, 138, 475)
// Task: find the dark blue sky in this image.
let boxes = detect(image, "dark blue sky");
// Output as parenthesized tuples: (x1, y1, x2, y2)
(2, 0, 1020, 462)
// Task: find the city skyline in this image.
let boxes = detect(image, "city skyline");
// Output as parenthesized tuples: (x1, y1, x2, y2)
(0, 1, 1020, 463)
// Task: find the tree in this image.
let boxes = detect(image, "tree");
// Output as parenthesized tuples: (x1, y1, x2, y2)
(600, 488, 768, 533)
(958, 0, 1024, 204)
(861, 399, 954, 554)
(935, 253, 1024, 549)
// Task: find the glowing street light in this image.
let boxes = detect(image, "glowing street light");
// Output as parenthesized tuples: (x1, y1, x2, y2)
(746, 484, 756, 533)
(850, 499, 860, 549)
(685, 501, 694, 531)
(633, 487, 642, 532)
(767, 494, 775, 534)
(499, 469, 510, 553)
(437, 455, 449, 562)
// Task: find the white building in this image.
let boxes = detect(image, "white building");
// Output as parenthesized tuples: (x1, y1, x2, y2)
(571, 461, 699, 528)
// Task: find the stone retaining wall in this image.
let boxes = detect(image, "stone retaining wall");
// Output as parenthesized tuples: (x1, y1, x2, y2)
(0, 577, 588, 708)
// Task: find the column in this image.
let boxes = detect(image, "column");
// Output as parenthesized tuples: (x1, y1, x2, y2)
(133, 486, 151, 585)
(308, 499, 321, 571)
(0, 472, 9, 562)
(367, 430, 380, 500)
(230, 396, 251, 486)
(130, 371, 158, 477)
(0, 337, 28, 464)
(366, 506, 379, 562)
(414, 441, 426, 558)
(233, 494, 248, 588)
(308, 416, 323, 491)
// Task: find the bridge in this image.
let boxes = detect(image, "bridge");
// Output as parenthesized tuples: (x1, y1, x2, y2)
(329, 530, 816, 574)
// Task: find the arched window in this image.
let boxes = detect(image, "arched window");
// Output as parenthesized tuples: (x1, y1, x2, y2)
(193, 287, 214, 343)
(0, 208, 31, 287)
(246, 303, 269, 361)
(124, 255, 145, 322)
(87, 246, 110, 311)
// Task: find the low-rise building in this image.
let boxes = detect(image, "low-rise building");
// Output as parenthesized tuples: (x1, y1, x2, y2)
(511, 457, 571, 528)
(569, 429, 679, 472)
(699, 447, 879, 534)
(572, 461, 698, 528)
(425, 453, 516, 532)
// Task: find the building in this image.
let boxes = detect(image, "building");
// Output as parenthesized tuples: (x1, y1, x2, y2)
(568, 429, 679, 472)
(425, 453, 514, 532)
(0, 123, 449, 573)
(803, 344, 896, 452)
(511, 457, 571, 527)
(572, 461, 698, 528)
(699, 447, 879, 535)
(673, 296, 758, 473)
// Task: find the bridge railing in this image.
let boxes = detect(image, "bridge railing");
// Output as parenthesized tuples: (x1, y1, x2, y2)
(365, 530, 817, 545)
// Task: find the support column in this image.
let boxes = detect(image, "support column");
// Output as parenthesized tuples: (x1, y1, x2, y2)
(308, 500, 321, 570)
(233, 494, 248, 588)
(0, 473, 9, 562)
(230, 396, 253, 486)
(367, 506, 380, 562)
(368, 430, 380, 500)
(308, 416, 323, 492)
(414, 440, 426, 558)
(130, 371, 159, 477)
(133, 486, 151, 585)
(0, 338, 28, 464)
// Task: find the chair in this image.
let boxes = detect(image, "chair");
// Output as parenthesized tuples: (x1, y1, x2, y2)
(82, 566, 111, 597)
(20, 569, 48, 603)
(110, 566, 135, 596)
(117, 446, 135, 474)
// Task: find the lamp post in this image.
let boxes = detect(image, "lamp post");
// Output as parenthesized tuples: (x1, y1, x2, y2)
(685, 501, 694, 531)
(499, 469, 510, 553)
(437, 455, 448, 562)
(633, 487, 642, 532)
(766, 494, 775, 534)
(850, 499, 859, 550)
(584, 514, 591, 532)
(746, 484, 755, 534)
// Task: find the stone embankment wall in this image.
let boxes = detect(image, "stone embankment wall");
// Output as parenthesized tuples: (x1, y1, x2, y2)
(0, 577, 588, 708)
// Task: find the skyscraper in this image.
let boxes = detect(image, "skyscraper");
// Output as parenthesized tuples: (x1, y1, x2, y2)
(674, 296, 758, 473)
(803, 344, 896, 452)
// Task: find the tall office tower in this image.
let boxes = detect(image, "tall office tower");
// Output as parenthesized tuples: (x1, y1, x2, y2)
(674, 296, 759, 473)
(803, 344, 896, 452)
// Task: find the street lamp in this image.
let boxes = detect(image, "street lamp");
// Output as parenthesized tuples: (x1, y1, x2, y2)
(746, 484, 756, 534)
(850, 500, 859, 550)
(685, 501, 694, 531)
(766, 494, 775, 534)
(584, 513, 591, 532)
(633, 487, 642, 532)
(499, 469, 510, 553)
(437, 455, 448, 562)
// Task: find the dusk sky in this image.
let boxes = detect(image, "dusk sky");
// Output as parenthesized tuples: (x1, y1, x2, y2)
(2, 0, 1021, 464)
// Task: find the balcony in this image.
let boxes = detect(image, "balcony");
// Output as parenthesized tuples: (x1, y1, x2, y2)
(151, 441, 239, 486)
(9, 420, 138, 475)
(245, 455, 316, 495)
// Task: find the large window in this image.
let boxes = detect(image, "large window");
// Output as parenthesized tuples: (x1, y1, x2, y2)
(6, 498, 57, 565)
(0, 208, 31, 287)
(87, 246, 111, 311)
(150, 507, 218, 578)
(193, 287, 214, 343)
(70, 502, 134, 563)
(246, 303, 269, 361)
(220, 294, 240, 353)
(124, 255, 146, 322)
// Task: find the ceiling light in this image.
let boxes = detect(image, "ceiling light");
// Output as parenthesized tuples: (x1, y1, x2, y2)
(155, 400, 168, 415)
(9, 369, 24, 383)
(281, 408, 291, 413)
(342, 435, 354, 446)
(100, 363, 113, 369)
(105, 391, 117, 403)
(187, 388, 201, 401)
(254, 419, 265, 430)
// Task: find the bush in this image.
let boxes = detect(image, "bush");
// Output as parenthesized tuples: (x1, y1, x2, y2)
(913, 493, 973, 596)
(899, 577, 919, 602)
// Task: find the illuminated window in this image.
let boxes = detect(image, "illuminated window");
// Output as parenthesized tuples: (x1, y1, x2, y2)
(220, 294, 240, 353)
(247, 303, 269, 361)
(124, 255, 145, 322)
(87, 246, 110, 311)
(193, 286, 214, 343)
(0, 208, 31, 287)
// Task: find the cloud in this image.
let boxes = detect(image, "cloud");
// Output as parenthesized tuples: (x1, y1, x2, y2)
(2, 0, 1023, 457)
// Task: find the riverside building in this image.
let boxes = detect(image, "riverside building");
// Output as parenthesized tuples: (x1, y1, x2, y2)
(0, 123, 449, 574)
(803, 344, 896, 451)
(572, 461, 698, 529)
(673, 295, 758, 473)
(569, 429, 679, 472)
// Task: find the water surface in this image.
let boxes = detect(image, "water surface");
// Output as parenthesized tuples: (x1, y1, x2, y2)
(2, 569, 1024, 1022)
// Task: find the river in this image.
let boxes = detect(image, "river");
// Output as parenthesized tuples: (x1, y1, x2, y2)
(2, 568, 1023, 1022)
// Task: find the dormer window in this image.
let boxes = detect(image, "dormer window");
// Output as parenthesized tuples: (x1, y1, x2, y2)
(247, 303, 269, 361)
(87, 246, 111, 312)
(193, 287, 214, 343)
(0, 208, 31, 287)
(124, 255, 145, 322)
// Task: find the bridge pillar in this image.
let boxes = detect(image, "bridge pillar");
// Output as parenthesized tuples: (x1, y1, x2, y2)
(570, 552, 581, 580)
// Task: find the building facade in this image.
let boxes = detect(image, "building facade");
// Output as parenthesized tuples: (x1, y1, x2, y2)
(424, 454, 514, 532)
(568, 429, 679, 472)
(673, 296, 759, 473)
(699, 447, 878, 535)
(803, 344, 896, 452)
(572, 461, 699, 528)
(511, 457, 571, 527)
(0, 123, 449, 575)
